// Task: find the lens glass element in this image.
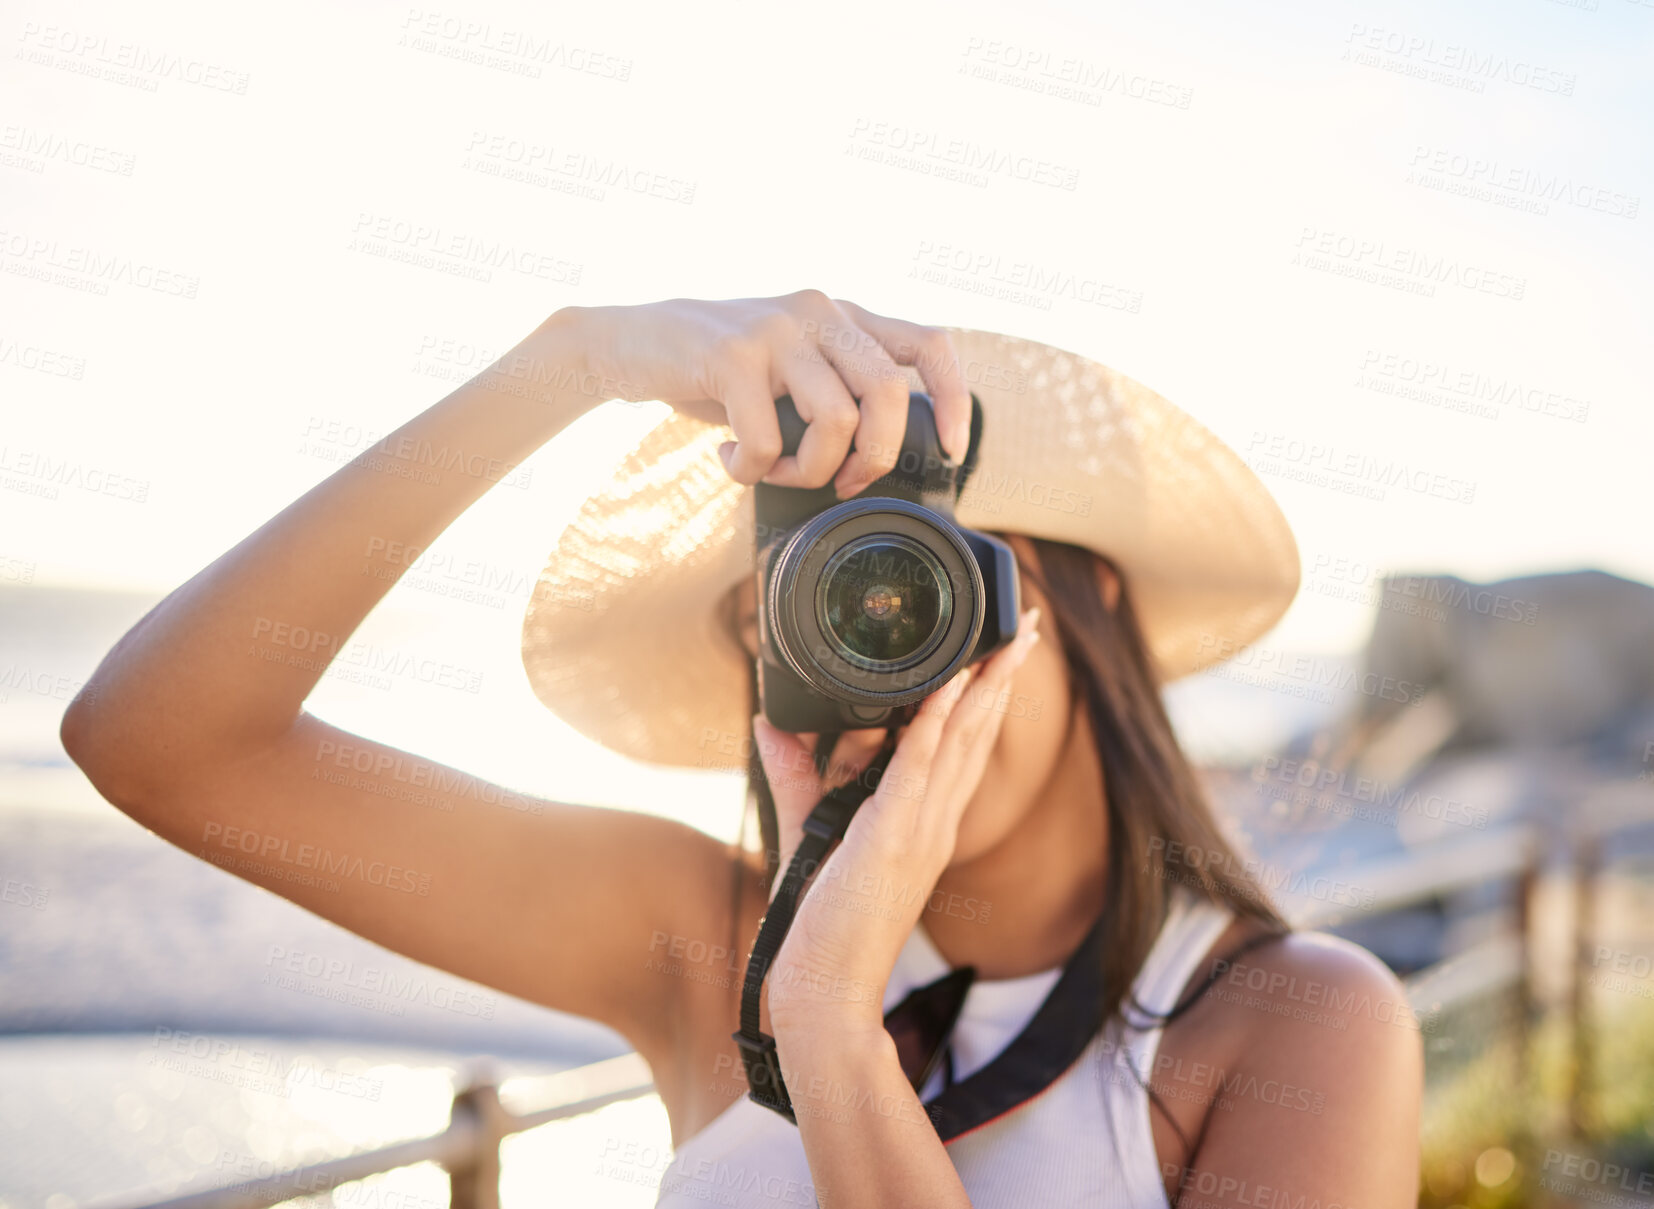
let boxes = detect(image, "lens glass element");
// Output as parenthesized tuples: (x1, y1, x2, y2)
(817, 534, 952, 669)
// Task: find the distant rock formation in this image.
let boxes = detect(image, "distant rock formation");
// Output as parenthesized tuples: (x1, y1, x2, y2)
(1328, 569, 1654, 781)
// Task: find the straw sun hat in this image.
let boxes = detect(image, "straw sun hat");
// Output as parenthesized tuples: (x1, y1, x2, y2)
(520, 325, 1301, 772)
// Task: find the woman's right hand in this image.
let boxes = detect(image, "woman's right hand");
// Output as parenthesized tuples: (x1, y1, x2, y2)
(566, 290, 974, 499)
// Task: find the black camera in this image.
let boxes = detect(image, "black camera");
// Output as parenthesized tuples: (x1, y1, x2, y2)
(754, 390, 1021, 733)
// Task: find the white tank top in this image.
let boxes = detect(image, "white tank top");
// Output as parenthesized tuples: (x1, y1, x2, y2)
(655, 887, 1236, 1208)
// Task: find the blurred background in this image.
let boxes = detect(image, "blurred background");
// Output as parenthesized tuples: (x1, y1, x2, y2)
(2, 0, 1651, 1205)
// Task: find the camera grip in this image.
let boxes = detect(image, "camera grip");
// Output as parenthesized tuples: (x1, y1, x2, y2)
(771, 391, 945, 464)
(771, 393, 812, 459)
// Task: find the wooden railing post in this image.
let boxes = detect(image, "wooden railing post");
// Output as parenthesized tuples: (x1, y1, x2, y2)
(447, 1064, 509, 1209)
(1514, 848, 1538, 1119)
(1569, 834, 1601, 1140)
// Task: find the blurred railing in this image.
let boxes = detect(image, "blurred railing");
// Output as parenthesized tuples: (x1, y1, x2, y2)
(1296, 822, 1539, 1014)
(1295, 823, 1544, 1096)
(1293, 800, 1649, 1139)
(104, 1052, 655, 1209)
(106, 815, 1641, 1209)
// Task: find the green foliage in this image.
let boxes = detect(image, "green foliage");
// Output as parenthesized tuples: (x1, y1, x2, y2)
(1417, 995, 1654, 1209)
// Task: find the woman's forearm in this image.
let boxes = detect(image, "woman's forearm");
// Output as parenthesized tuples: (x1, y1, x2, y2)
(62, 306, 609, 799)
(774, 1016, 973, 1208)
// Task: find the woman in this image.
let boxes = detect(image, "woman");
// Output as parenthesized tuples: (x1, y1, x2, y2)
(61, 290, 1422, 1208)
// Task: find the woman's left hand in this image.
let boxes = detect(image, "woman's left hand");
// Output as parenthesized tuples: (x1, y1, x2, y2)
(754, 605, 1042, 1036)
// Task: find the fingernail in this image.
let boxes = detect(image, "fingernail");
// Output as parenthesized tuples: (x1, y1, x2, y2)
(1011, 611, 1041, 655)
(951, 420, 971, 462)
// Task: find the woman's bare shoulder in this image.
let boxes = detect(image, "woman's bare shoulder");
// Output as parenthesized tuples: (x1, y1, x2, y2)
(1148, 925, 1423, 1205)
(1198, 930, 1423, 1179)
(1213, 929, 1423, 1042)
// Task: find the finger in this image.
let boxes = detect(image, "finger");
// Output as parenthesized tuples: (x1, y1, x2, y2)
(805, 319, 913, 501)
(932, 681, 1015, 822)
(752, 716, 822, 835)
(711, 355, 785, 485)
(961, 606, 1042, 709)
(878, 667, 976, 805)
(821, 727, 889, 793)
(834, 301, 972, 465)
(940, 608, 1042, 768)
(758, 351, 862, 490)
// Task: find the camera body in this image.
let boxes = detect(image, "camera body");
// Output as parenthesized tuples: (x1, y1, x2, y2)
(754, 391, 1021, 733)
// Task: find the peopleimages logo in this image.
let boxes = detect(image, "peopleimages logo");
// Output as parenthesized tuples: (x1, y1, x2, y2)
(461, 131, 695, 203)
(347, 213, 582, 284)
(959, 37, 1195, 109)
(846, 117, 1081, 191)
(1406, 145, 1638, 219)
(1355, 349, 1591, 424)
(0, 124, 137, 175)
(910, 240, 1143, 314)
(1146, 837, 1378, 911)
(0, 336, 87, 378)
(200, 822, 432, 896)
(1244, 430, 1477, 505)
(396, 10, 634, 82)
(1195, 633, 1426, 707)
(1541, 1149, 1654, 1197)
(16, 22, 253, 94)
(1252, 756, 1490, 831)
(0, 446, 150, 503)
(146, 1028, 384, 1102)
(0, 230, 200, 298)
(263, 944, 497, 1019)
(1291, 226, 1526, 302)
(1341, 23, 1577, 96)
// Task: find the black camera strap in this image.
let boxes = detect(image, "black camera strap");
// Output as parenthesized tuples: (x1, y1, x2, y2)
(732, 729, 899, 1118)
(731, 729, 1110, 1144)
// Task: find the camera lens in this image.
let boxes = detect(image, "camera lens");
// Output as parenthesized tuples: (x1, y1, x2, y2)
(763, 497, 988, 711)
(816, 534, 952, 669)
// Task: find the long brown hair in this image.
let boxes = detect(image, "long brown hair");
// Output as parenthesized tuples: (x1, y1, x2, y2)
(728, 534, 1288, 1033)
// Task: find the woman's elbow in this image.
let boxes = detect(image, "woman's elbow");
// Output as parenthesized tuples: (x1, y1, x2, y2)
(60, 685, 167, 816)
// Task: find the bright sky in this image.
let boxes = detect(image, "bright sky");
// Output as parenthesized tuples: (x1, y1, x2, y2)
(3, 0, 1650, 836)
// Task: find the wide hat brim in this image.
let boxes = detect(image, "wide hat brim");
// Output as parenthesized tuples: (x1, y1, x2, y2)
(520, 325, 1300, 772)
